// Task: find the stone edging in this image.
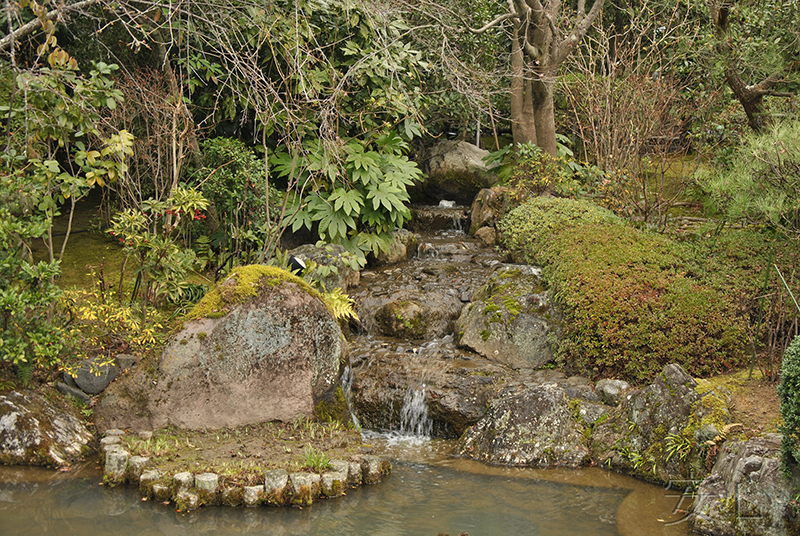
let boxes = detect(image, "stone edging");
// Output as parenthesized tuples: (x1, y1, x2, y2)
(100, 430, 391, 510)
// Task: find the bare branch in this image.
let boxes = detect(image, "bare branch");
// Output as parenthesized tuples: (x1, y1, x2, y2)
(0, 0, 101, 53)
(468, 12, 517, 34)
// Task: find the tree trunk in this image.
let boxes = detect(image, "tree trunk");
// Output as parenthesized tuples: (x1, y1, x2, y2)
(725, 68, 770, 134)
(511, 23, 536, 146)
(531, 75, 557, 156)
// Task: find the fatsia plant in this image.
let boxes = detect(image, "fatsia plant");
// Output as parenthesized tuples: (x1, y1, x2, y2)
(275, 131, 423, 259)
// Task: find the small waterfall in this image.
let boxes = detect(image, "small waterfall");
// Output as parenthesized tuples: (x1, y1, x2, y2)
(451, 212, 464, 232)
(399, 387, 432, 438)
(340, 365, 361, 430)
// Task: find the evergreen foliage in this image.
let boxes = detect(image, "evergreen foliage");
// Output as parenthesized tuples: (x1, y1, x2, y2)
(779, 335, 800, 470)
(703, 120, 800, 237)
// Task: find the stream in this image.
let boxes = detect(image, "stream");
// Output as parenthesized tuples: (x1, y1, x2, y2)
(0, 206, 694, 535)
(0, 446, 692, 536)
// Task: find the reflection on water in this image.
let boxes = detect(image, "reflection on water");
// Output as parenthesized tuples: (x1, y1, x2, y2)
(0, 448, 693, 536)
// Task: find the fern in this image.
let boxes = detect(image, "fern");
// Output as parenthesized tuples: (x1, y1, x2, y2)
(15, 361, 33, 387)
(321, 287, 359, 323)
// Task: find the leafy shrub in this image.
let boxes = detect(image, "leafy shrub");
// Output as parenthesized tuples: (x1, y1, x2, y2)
(277, 132, 422, 258)
(702, 120, 800, 237)
(509, 142, 579, 197)
(485, 142, 584, 199)
(62, 287, 165, 365)
(499, 197, 747, 382)
(779, 335, 800, 471)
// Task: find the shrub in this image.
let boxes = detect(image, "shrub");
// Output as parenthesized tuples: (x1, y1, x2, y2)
(779, 336, 800, 471)
(499, 197, 748, 383)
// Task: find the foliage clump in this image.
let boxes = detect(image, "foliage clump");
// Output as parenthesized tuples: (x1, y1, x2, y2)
(499, 197, 747, 382)
(779, 336, 800, 471)
(703, 120, 800, 237)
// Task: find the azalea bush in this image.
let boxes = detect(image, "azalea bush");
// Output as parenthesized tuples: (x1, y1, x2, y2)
(500, 197, 747, 382)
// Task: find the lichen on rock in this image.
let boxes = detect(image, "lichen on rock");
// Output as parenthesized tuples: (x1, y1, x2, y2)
(455, 382, 590, 467)
(96, 265, 344, 431)
(591, 364, 732, 484)
(456, 264, 561, 369)
(0, 390, 93, 467)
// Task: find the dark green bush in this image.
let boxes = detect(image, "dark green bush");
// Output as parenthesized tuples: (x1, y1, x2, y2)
(779, 336, 800, 470)
(499, 197, 747, 383)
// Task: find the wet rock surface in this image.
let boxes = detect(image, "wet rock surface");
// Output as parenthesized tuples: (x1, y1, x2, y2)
(456, 264, 561, 369)
(348, 335, 509, 438)
(691, 434, 800, 536)
(0, 390, 92, 467)
(370, 229, 418, 266)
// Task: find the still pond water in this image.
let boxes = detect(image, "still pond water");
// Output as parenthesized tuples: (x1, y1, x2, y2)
(0, 437, 692, 536)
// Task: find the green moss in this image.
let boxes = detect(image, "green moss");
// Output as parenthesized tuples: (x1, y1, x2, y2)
(292, 484, 314, 506)
(185, 265, 320, 321)
(501, 296, 522, 320)
(315, 386, 350, 424)
(480, 329, 492, 341)
(498, 269, 522, 279)
(484, 302, 501, 315)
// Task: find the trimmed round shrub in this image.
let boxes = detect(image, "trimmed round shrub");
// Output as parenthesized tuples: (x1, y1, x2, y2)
(499, 197, 747, 383)
(779, 335, 800, 469)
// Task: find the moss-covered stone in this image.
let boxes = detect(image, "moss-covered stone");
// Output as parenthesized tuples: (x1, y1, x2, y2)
(314, 386, 351, 424)
(186, 265, 319, 321)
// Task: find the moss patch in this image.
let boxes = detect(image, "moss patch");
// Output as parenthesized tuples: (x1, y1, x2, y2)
(185, 265, 320, 321)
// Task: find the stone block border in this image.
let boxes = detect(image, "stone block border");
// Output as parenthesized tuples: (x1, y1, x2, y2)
(99, 430, 391, 510)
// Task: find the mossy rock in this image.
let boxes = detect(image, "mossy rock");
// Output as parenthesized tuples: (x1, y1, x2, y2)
(99, 265, 344, 432)
(456, 264, 561, 369)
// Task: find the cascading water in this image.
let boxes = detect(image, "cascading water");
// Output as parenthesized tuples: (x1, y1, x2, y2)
(340, 365, 361, 430)
(398, 386, 432, 437)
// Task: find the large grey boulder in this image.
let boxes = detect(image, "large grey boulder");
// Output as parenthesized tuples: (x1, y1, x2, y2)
(0, 390, 93, 466)
(412, 140, 497, 205)
(456, 264, 561, 369)
(455, 382, 590, 467)
(691, 434, 800, 536)
(591, 364, 732, 484)
(96, 266, 343, 431)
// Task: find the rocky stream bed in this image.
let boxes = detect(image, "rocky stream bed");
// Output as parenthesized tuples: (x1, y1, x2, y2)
(2, 197, 799, 535)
